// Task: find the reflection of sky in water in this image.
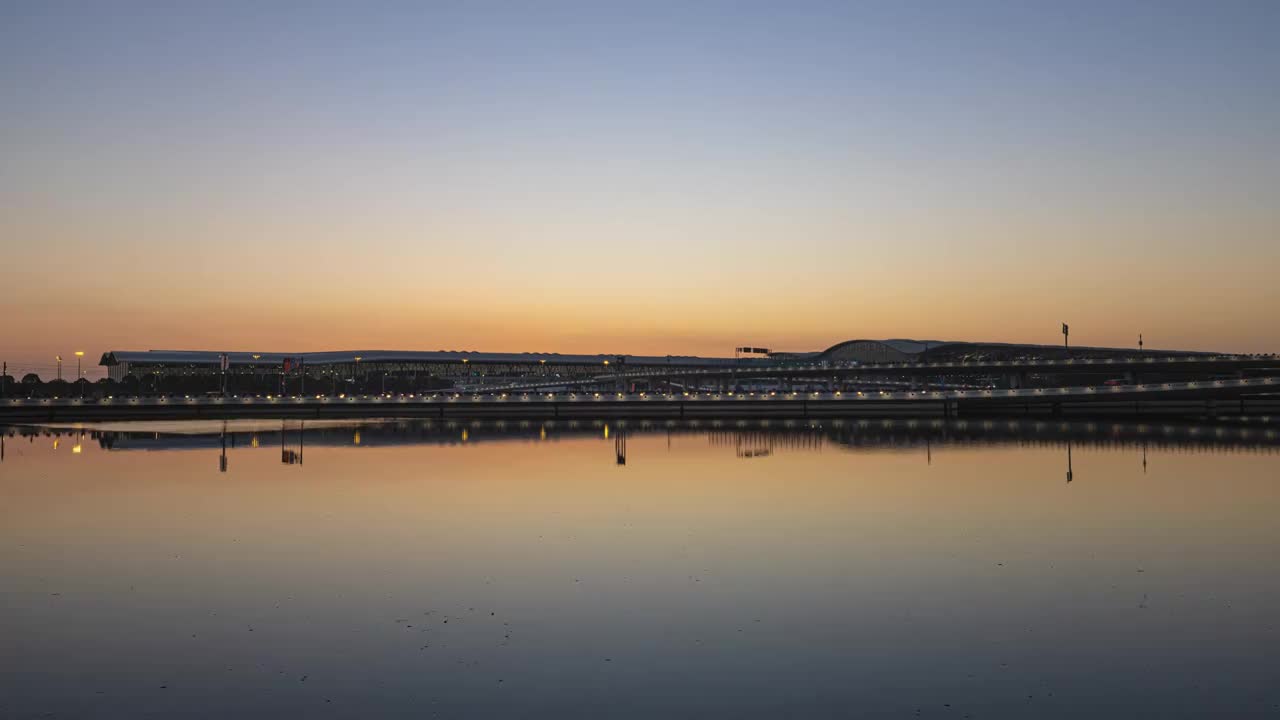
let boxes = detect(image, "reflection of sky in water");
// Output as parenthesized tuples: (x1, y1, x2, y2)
(3, 421, 1279, 718)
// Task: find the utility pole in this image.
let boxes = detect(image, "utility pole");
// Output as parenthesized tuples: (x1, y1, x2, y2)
(1139, 334, 1144, 353)
(1061, 323, 1070, 351)
(75, 351, 84, 398)
(56, 355, 63, 381)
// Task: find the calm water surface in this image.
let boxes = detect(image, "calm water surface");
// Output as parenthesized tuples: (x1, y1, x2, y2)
(2, 419, 1278, 719)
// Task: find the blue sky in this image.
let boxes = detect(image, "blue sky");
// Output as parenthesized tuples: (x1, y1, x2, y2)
(2, 1, 1278, 374)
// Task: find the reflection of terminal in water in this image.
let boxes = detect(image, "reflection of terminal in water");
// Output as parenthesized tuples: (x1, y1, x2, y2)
(8, 417, 1276, 479)
(219, 421, 228, 472)
(707, 430, 822, 459)
(280, 420, 304, 465)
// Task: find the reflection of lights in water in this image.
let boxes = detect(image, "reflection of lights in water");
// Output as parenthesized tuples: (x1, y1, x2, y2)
(353, 430, 361, 445)
(540, 427, 547, 441)
(603, 424, 609, 439)
(72, 444, 82, 454)
(53, 439, 60, 450)
(461, 429, 468, 442)
(251, 435, 260, 448)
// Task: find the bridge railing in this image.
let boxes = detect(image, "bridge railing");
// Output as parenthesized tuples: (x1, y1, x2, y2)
(4, 376, 1276, 410)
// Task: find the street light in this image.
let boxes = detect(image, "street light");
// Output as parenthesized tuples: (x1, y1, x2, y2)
(75, 351, 85, 398)
(56, 355, 63, 381)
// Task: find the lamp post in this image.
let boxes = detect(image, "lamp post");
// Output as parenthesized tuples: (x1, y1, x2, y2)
(56, 355, 63, 381)
(74, 351, 85, 398)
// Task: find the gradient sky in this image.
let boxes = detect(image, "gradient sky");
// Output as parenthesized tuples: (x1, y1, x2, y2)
(2, 1, 1277, 378)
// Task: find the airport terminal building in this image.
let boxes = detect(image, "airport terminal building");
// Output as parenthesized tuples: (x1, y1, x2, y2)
(100, 339, 1185, 387)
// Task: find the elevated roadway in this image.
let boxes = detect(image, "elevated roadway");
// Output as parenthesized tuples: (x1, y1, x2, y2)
(474, 354, 1280, 392)
(3, 376, 1277, 422)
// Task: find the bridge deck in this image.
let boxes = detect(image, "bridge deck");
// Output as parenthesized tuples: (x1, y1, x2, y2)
(3, 377, 1276, 422)
(472, 355, 1280, 391)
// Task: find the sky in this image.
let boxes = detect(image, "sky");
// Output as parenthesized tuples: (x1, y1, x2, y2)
(2, 1, 1278, 378)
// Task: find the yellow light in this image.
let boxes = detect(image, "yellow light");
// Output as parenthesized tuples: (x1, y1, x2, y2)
(72, 444, 82, 454)
(603, 360, 609, 365)
(74, 351, 85, 357)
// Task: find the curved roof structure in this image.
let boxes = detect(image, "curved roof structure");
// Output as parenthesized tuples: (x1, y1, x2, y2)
(814, 339, 947, 363)
(812, 338, 1213, 363)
